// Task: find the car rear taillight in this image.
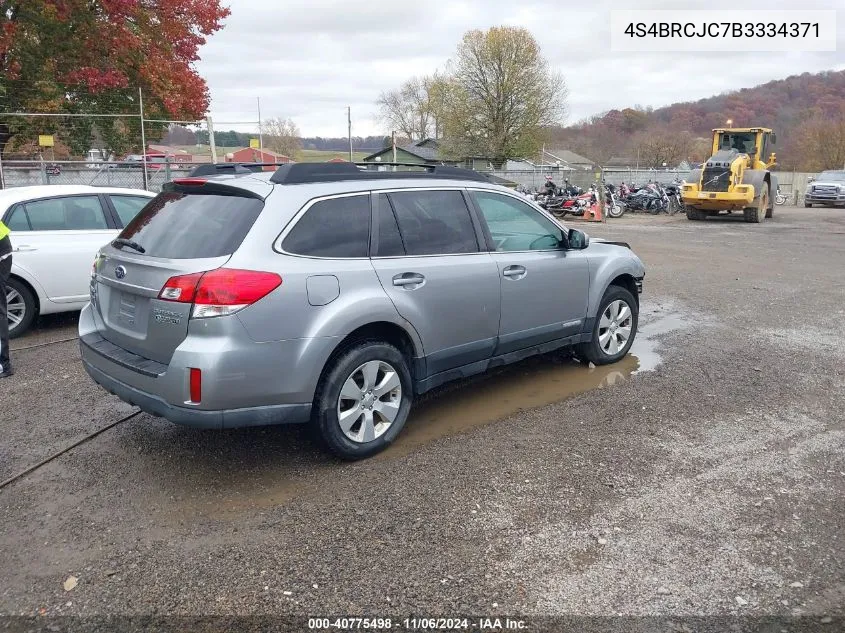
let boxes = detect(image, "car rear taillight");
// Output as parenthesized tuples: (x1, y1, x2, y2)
(158, 268, 282, 318)
(159, 272, 204, 303)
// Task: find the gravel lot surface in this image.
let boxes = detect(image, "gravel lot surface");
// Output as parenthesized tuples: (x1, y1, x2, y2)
(1, 206, 843, 629)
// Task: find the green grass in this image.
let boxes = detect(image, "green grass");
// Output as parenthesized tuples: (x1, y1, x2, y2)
(173, 145, 370, 162)
(299, 149, 370, 162)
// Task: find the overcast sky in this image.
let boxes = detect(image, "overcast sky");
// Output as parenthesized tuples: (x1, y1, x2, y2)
(196, 0, 845, 138)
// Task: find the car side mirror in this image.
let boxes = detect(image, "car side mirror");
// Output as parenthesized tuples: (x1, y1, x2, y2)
(567, 228, 589, 250)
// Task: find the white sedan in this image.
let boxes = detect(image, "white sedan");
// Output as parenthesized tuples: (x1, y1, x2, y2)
(1, 185, 156, 338)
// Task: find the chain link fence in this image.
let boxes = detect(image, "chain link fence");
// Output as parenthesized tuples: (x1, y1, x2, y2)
(0, 81, 265, 191)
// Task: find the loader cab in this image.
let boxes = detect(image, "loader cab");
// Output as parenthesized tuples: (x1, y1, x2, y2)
(712, 128, 776, 168)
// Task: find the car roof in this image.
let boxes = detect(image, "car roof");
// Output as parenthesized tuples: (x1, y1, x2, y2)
(184, 171, 515, 201)
(0, 185, 154, 207)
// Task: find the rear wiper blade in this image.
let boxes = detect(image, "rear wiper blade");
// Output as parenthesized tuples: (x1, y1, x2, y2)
(112, 238, 146, 253)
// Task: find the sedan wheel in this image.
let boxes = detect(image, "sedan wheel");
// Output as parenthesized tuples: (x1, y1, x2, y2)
(5, 278, 37, 338)
(7, 286, 26, 331)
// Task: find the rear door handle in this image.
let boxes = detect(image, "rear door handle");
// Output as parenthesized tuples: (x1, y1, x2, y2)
(502, 265, 526, 279)
(13, 245, 37, 252)
(392, 273, 425, 288)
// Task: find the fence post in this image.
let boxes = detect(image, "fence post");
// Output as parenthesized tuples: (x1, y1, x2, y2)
(164, 156, 171, 182)
(207, 116, 218, 164)
(600, 166, 607, 223)
(0, 149, 5, 189)
(138, 87, 149, 191)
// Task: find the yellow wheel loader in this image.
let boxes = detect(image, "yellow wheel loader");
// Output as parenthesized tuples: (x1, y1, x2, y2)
(681, 127, 778, 223)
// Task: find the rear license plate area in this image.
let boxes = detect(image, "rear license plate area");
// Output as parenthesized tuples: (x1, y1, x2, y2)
(118, 293, 137, 325)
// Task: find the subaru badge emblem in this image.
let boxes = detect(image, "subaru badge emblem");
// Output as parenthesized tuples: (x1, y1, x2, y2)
(115, 265, 127, 280)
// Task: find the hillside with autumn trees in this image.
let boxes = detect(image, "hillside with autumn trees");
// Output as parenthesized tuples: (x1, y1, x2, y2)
(546, 70, 845, 171)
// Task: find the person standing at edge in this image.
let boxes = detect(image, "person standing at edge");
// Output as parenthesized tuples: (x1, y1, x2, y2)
(0, 217, 13, 378)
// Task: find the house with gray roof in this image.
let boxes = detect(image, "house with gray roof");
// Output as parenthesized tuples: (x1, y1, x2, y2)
(361, 138, 460, 166)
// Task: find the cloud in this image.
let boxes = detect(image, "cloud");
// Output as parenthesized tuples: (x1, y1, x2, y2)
(196, 0, 845, 138)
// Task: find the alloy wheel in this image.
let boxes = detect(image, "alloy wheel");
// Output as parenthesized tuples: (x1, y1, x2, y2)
(7, 287, 26, 332)
(598, 299, 633, 356)
(337, 360, 403, 443)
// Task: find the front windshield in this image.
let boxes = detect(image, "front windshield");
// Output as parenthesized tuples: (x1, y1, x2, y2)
(717, 132, 755, 154)
(818, 171, 845, 182)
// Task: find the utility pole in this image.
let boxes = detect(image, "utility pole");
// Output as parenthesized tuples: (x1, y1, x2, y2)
(257, 97, 264, 151)
(392, 130, 397, 169)
(348, 106, 353, 162)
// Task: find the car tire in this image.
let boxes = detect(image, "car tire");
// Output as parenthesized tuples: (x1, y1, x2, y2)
(576, 286, 639, 366)
(313, 340, 413, 460)
(6, 277, 37, 339)
(804, 203, 812, 208)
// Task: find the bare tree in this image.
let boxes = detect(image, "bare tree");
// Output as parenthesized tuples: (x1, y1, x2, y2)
(440, 26, 567, 165)
(262, 117, 302, 160)
(633, 128, 694, 168)
(376, 76, 437, 141)
(795, 109, 845, 171)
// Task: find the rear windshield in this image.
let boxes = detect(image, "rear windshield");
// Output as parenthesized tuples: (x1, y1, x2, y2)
(116, 192, 263, 259)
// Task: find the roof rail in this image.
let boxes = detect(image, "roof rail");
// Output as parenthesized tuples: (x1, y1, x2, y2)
(269, 162, 490, 185)
(187, 162, 287, 177)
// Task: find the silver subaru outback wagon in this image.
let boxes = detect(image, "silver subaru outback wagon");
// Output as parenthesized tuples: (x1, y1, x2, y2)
(80, 163, 645, 460)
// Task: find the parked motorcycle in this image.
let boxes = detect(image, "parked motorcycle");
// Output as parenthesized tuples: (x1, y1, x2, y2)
(625, 183, 671, 214)
(662, 182, 684, 214)
(604, 183, 625, 218)
(545, 187, 597, 219)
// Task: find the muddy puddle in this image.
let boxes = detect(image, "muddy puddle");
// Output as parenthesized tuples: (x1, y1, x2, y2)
(380, 305, 690, 458)
(166, 303, 694, 520)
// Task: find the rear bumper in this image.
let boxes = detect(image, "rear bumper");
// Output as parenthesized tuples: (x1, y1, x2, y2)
(78, 303, 334, 430)
(82, 356, 311, 429)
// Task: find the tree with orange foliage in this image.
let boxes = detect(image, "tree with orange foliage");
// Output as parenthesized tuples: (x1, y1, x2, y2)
(0, 0, 229, 157)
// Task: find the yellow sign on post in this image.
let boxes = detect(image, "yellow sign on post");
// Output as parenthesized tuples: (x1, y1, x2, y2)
(39, 135, 55, 147)
(249, 138, 260, 149)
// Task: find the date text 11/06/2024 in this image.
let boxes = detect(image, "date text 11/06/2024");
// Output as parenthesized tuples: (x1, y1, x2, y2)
(308, 617, 528, 630)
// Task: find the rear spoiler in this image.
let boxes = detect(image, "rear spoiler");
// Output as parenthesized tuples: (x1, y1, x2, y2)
(162, 178, 267, 200)
(187, 163, 288, 177)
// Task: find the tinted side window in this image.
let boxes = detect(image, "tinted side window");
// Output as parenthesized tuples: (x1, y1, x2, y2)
(375, 194, 405, 257)
(472, 191, 563, 251)
(5, 205, 31, 231)
(387, 190, 478, 256)
(283, 194, 370, 258)
(110, 195, 151, 227)
(25, 196, 107, 230)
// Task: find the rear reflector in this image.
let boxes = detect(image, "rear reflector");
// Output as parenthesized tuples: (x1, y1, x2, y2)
(158, 268, 282, 318)
(189, 368, 202, 403)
